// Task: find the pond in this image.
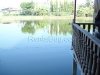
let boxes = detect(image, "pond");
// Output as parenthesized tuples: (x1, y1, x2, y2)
(0, 20, 81, 75)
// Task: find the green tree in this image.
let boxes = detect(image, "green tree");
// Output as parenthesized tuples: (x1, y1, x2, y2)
(50, 0, 54, 12)
(34, 8, 49, 16)
(66, 1, 74, 15)
(50, 0, 74, 16)
(85, 0, 91, 7)
(20, 2, 34, 15)
(77, 0, 93, 17)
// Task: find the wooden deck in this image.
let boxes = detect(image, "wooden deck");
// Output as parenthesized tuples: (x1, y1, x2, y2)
(72, 23, 100, 75)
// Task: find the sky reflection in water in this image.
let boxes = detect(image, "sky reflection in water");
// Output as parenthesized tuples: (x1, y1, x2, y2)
(0, 20, 80, 75)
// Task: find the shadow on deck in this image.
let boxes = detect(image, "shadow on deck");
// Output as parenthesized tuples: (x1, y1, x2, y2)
(72, 23, 100, 75)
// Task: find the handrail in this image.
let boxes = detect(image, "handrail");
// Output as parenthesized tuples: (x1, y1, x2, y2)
(73, 23, 100, 47)
(76, 23, 94, 25)
(74, 23, 96, 32)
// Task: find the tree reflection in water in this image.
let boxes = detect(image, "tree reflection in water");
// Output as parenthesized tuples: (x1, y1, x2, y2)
(22, 21, 35, 34)
(21, 20, 72, 35)
(21, 20, 48, 34)
(49, 20, 72, 35)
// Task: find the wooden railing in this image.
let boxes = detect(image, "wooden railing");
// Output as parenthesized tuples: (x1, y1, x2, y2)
(72, 23, 100, 75)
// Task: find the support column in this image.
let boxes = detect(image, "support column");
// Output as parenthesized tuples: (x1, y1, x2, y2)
(73, 59, 77, 75)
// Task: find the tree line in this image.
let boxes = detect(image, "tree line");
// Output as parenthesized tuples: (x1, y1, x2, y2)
(2, 0, 93, 17)
(77, 0, 93, 17)
(20, 0, 74, 16)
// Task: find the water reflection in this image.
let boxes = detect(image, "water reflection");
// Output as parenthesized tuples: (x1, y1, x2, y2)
(49, 21, 72, 35)
(21, 20, 72, 35)
(22, 21, 35, 34)
(0, 20, 77, 75)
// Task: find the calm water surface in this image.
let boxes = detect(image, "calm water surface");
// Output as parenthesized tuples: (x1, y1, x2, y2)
(0, 20, 80, 75)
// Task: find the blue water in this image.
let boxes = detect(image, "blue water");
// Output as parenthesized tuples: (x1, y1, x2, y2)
(0, 21, 80, 75)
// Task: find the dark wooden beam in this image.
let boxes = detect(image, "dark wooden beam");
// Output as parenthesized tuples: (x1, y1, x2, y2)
(73, 0, 77, 23)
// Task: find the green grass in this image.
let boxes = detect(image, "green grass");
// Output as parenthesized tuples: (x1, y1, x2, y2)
(0, 16, 93, 23)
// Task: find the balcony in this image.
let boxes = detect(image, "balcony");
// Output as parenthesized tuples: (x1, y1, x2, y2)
(72, 23, 100, 75)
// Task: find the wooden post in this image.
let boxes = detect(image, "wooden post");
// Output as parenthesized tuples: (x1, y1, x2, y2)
(73, 58, 77, 75)
(87, 41, 93, 75)
(95, 47, 100, 75)
(91, 44, 97, 75)
(73, 0, 77, 23)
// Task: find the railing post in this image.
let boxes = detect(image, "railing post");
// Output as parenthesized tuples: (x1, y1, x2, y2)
(95, 48, 100, 75)
(88, 24, 91, 32)
(87, 41, 93, 75)
(84, 38, 90, 75)
(73, 0, 77, 23)
(93, 24, 96, 32)
(91, 44, 97, 75)
(73, 58, 77, 75)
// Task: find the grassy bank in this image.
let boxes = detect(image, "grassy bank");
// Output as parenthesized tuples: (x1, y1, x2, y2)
(0, 16, 93, 23)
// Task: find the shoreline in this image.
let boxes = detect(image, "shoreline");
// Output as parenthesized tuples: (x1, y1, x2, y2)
(0, 16, 92, 23)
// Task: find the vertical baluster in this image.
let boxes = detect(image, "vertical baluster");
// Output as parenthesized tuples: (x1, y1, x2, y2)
(84, 39, 90, 75)
(77, 30, 79, 59)
(83, 36, 88, 74)
(72, 25, 75, 49)
(82, 35, 87, 72)
(80, 32, 83, 65)
(87, 41, 91, 75)
(83, 24, 86, 29)
(73, 26, 76, 51)
(91, 44, 97, 75)
(87, 41, 93, 75)
(75, 30, 78, 56)
(73, 58, 77, 75)
(93, 24, 96, 33)
(80, 33, 84, 67)
(74, 26, 76, 51)
(75, 29, 78, 54)
(81, 34, 85, 70)
(78, 24, 80, 26)
(78, 30, 82, 63)
(77, 29, 80, 60)
(88, 24, 91, 32)
(95, 47, 100, 75)
(75, 31, 78, 52)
